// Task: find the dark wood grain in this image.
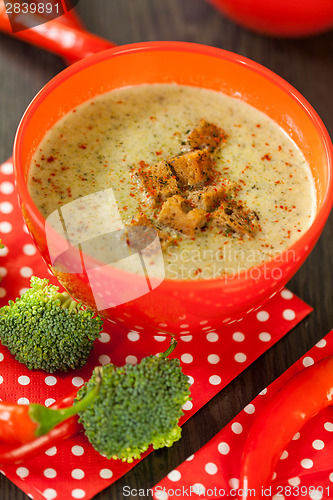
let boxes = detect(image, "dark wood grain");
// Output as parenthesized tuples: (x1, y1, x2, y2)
(0, 0, 332, 498)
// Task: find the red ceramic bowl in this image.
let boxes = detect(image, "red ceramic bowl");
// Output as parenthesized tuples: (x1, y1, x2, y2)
(13, 42, 333, 335)
(208, 0, 333, 37)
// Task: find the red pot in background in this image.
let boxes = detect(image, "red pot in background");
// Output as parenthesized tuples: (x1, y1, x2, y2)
(208, 0, 333, 37)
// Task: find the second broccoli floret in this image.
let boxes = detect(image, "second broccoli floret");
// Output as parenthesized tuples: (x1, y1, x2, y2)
(76, 339, 191, 462)
(0, 276, 103, 372)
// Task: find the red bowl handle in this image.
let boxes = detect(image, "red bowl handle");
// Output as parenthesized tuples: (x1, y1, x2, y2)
(0, 0, 115, 63)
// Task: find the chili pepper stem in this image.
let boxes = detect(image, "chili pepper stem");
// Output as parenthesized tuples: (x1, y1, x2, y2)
(29, 366, 102, 437)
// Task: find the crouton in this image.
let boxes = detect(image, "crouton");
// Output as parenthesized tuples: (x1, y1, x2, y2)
(133, 160, 178, 205)
(168, 149, 212, 186)
(212, 200, 260, 237)
(187, 119, 228, 153)
(188, 180, 237, 211)
(129, 214, 174, 251)
(157, 195, 207, 238)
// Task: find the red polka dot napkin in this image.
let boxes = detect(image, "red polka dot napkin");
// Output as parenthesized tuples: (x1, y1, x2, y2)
(152, 332, 333, 500)
(0, 159, 313, 500)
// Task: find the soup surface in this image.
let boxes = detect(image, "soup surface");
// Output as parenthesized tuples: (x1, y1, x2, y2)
(28, 84, 316, 280)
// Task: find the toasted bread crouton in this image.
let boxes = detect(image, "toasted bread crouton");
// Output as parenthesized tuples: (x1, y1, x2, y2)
(187, 119, 228, 153)
(129, 215, 174, 251)
(212, 200, 260, 237)
(133, 160, 179, 205)
(169, 150, 212, 186)
(157, 195, 207, 237)
(188, 180, 237, 211)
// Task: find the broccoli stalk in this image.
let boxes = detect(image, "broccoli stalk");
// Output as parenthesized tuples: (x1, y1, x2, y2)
(76, 338, 191, 462)
(0, 276, 103, 372)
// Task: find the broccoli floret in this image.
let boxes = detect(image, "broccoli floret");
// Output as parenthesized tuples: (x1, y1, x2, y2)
(0, 276, 103, 372)
(76, 339, 191, 462)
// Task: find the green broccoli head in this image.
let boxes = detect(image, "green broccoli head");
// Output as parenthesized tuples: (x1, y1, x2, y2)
(76, 348, 191, 462)
(0, 276, 103, 372)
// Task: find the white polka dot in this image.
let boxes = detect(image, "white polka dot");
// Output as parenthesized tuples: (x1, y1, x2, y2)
(206, 331, 219, 342)
(23, 244, 37, 255)
(231, 422, 243, 434)
(44, 468, 57, 478)
(204, 462, 218, 475)
(19, 266, 33, 278)
(303, 356, 314, 367)
(329, 472, 333, 483)
(0, 181, 14, 194)
(0, 288, 6, 299)
(72, 377, 84, 387)
(300, 458, 313, 469)
(71, 445, 84, 456)
(45, 398, 56, 407)
(17, 397, 30, 405)
(259, 387, 267, 395)
(16, 467, 29, 478)
(99, 332, 111, 343)
(158, 323, 168, 328)
(283, 309, 296, 321)
(280, 289, 293, 300)
(200, 320, 208, 325)
(45, 447, 57, 456)
(259, 332, 271, 342)
(0, 376, 3, 384)
(182, 400, 193, 411)
(181, 353, 193, 364)
(288, 477, 301, 486)
(234, 352, 247, 363)
(1, 162, 13, 174)
(99, 469, 113, 479)
(316, 339, 327, 348)
(218, 442, 230, 455)
(127, 331, 140, 341)
(309, 490, 323, 500)
(18, 376, 30, 386)
(71, 469, 85, 480)
(324, 422, 333, 432)
(244, 403, 255, 414)
(0, 201, 13, 214)
(168, 470, 181, 482)
(0, 222, 12, 233)
(180, 335, 192, 342)
(207, 354, 220, 364)
(256, 310, 269, 322)
(0, 353, 3, 362)
(229, 478, 239, 489)
(186, 454, 194, 461)
(0, 246, 8, 256)
(43, 489, 57, 500)
(156, 491, 169, 500)
(209, 375, 221, 385)
(180, 324, 189, 328)
(71, 490, 85, 499)
(154, 335, 167, 342)
(292, 432, 301, 440)
(312, 439, 325, 450)
(45, 376, 57, 386)
(98, 354, 111, 365)
(19, 287, 29, 295)
(192, 483, 205, 495)
(188, 375, 194, 385)
(232, 331, 245, 342)
(125, 355, 137, 365)
(280, 450, 288, 460)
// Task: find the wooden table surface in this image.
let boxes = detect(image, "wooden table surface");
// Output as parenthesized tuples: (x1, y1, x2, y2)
(0, 0, 332, 498)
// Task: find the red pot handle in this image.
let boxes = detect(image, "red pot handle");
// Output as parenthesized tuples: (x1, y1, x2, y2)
(0, 0, 115, 63)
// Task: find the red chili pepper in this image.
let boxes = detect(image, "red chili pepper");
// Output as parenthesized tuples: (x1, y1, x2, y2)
(0, 367, 102, 465)
(238, 357, 333, 500)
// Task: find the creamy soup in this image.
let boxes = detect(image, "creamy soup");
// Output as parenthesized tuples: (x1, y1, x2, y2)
(28, 84, 316, 280)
